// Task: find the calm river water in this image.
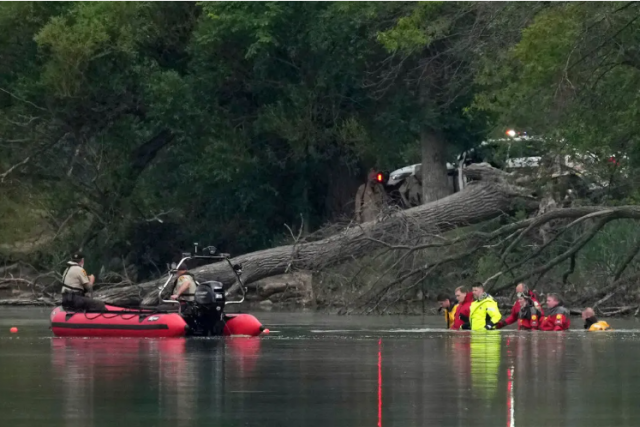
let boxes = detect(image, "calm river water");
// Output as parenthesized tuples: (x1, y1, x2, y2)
(1, 308, 640, 427)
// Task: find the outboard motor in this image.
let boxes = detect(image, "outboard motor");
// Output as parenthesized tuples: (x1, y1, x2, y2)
(195, 281, 226, 309)
(186, 281, 226, 336)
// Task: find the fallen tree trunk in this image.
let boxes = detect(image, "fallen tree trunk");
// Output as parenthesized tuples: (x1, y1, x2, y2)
(95, 165, 537, 306)
(0, 298, 56, 306)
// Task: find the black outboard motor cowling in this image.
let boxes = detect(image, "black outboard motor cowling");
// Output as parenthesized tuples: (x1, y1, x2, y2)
(195, 281, 225, 308)
(185, 281, 226, 336)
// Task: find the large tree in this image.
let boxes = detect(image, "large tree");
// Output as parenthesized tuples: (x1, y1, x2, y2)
(0, 2, 200, 271)
(373, 2, 493, 203)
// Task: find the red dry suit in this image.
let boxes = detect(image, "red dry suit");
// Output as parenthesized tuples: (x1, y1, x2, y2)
(517, 299, 543, 330)
(452, 292, 474, 330)
(540, 305, 571, 331)
(496, 290, 543, 329)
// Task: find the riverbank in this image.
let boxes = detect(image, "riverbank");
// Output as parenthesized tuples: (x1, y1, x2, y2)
(1, 288, 638, 319)
(2, 260, 639, 318)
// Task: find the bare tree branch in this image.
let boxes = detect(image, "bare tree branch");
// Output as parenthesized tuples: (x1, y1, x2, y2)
(490, 215, 614, 294)
(0, 87, 47, 111)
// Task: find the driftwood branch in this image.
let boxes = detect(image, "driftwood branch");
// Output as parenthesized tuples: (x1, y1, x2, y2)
(0, 298, 56, 306)
(284, 213, 305, 274)
(562, 254, 576, 284)
(613, 238, 640, 282)
(599, 305, 639, 316)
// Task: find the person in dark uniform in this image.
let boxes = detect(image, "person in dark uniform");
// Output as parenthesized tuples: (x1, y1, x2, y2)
(61, 252, 106, 312)
(171, 263, 198, 302)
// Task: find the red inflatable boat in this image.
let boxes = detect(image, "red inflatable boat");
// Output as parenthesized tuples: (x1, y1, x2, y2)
(50, 248, 265, 338)
(50, 305, 264, 338)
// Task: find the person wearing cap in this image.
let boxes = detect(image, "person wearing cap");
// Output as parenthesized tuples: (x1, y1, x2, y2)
(516, 292, 542, 330)
(170, 262, 197, 301)
(540, 293, 571, 331)
(437, 293, 459, 329)
(582, 307, 612, 331)
(495, 283, 543, 329)
(61, 252, 106, 312)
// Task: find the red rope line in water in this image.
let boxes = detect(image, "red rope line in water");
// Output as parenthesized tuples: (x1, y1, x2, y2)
(378, 338, 382, 427)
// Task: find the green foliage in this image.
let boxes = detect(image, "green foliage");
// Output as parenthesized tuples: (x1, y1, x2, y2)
(2, 1, 640, 288)
(475, 2, 640, 176)
(377, 2, 448, 53)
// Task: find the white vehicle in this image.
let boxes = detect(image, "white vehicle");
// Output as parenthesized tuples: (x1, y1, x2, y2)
(383, 130, 543, 191)
(374, 130, 623, 208)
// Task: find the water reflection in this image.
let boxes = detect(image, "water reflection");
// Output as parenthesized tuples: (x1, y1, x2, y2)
(50, 337, 262, 426)
(2, 313, 640, 427)
(470, 332, 501, 400)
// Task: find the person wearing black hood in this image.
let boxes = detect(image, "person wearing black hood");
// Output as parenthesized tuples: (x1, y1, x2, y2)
(582, 307, 612, 331)
(437, 293, 459, 329)
(61, 252, 106, 312)
(515, 292, 543, 330)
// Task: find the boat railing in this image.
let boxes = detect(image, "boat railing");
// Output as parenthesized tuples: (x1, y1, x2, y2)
(158, 245, 247, 309)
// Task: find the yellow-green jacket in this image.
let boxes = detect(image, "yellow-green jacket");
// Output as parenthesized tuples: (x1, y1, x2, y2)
(469, 294, 502, 331)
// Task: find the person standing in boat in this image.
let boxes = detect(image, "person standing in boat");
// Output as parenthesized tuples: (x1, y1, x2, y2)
(170, 262, 197, 301)
(61, 252, 106, 311)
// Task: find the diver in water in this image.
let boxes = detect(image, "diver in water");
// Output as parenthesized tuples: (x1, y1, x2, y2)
(515, 292, 543, 330)
(495, 283, 543, 329)
(540, 293, 570, 331)
(582, 307, 612, 331)
(469, 283, 502, 330)
(437, 293, 459, 329)
(454, 286, 474, 330)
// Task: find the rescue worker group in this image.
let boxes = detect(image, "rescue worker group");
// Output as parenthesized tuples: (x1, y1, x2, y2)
(437, 283, 611, 332)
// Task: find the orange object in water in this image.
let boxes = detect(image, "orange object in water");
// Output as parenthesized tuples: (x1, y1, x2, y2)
(263, 329, 270, 334)
(10, 327, 18, 333)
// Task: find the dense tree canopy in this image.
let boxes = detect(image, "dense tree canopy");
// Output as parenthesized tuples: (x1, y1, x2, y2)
(1, 1, 639, 283)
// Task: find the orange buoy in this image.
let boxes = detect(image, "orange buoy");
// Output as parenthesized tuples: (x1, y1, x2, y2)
(10, 327, 18, 333)
(263, 329, 270, 334)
